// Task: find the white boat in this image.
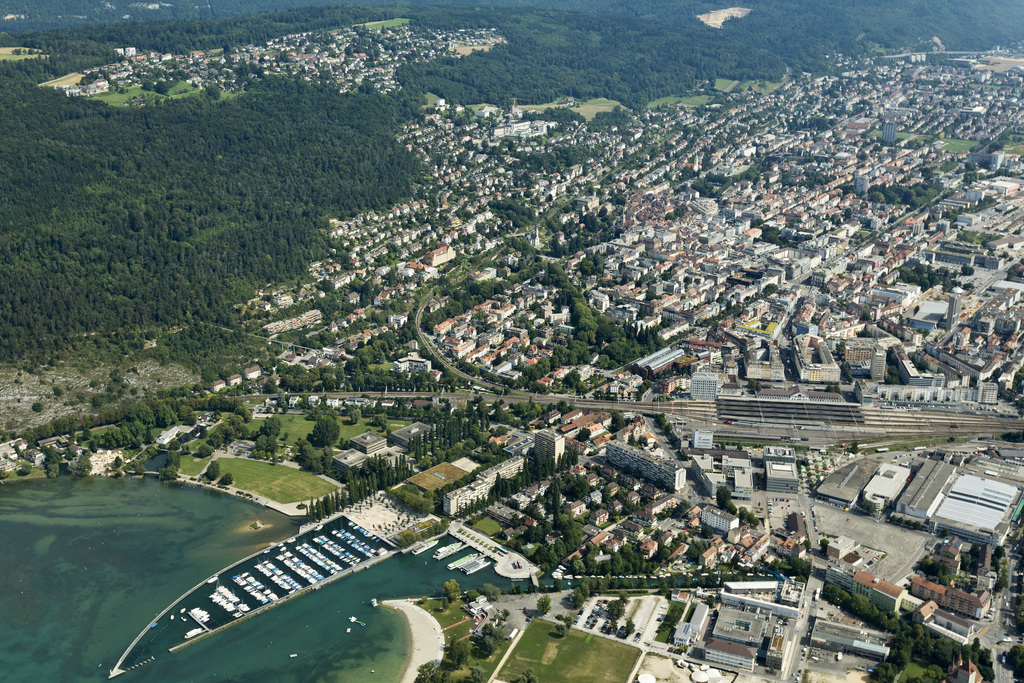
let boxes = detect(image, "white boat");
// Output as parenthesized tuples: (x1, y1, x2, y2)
(411, 539, 439, 555)
(184, 628, 204, 640)
(433, 542, 464, 560)
(206, 576, 218, 584)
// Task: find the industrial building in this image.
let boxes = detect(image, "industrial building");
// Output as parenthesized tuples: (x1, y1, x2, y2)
(816, 461, 877, 508)
(894, 460, 955, 519)
(631, 346, 689, 378)
(861, 463, 911, 510)
(605, 441, 687, 491)
(810, 621, 890, 660)
(929, 474, 1019, 545)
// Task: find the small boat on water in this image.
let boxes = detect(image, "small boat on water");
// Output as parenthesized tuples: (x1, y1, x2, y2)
(290, 654, 298, 658)
(206, 576, 218, 584)
(184, 628, 204, 640)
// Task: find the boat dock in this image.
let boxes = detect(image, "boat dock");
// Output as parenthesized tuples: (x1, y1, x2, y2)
(447, 522, 538, 584)
(110, 517, 391, 678)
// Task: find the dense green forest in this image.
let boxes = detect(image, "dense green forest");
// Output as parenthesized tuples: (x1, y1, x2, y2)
(0, 77, 419, 362)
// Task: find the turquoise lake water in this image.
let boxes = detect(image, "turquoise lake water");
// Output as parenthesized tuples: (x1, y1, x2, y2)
(0, 478, 496, 683)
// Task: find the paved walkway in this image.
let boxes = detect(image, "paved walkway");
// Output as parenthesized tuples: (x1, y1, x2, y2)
(449, 521, 537, 581)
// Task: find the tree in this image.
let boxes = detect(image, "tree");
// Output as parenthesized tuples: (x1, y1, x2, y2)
(470, 666, 488, 683)
(819, 539, 830, 555)
(158, 464, 178, 481)
(513, 670, 538, 683)
(481, 583, 502, 601)
(348, 407, 362, 426)
(309, 416, 340, 448)
(624, 618, 635, 636)
(415, 661, 449, 683)
(205, 460, 221, 482)
(537, 595, 551, 615)
(443, 579, 461, 603)
(571, 587, 586, 610)
(220, 471, 234, 486)
(447, 638, 471, 667)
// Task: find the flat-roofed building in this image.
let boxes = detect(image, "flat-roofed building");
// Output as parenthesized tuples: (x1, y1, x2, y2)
(766, 461, 800, 493)
(810, 621, 890, 660)
(443, 456, 525, 516)
(895, 459, 955, 519)
(606, 441, 686, 491)
(351, 432, 388, 455)
(672, 602, 709, 646)
(914, 601, 976, 645)
(930, 474, 1019, 545)
(862, 463, 911, 509)
(701, 506, 740, 535)
(391, 422, 432, 450)
(816, 461, 876, 508)
(700, 638, 757, 671)
(533, 429, 565, 463)
(712, 607, 768, 649)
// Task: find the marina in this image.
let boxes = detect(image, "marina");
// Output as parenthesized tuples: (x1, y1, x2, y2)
(109, 516, 394, 678)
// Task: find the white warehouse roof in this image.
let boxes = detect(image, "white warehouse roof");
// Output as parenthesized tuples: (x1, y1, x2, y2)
(932, 474, 1018, 532)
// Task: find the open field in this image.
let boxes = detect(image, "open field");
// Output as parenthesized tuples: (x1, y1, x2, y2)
(713, 78, 780, 94)
(454, 44, 493, 55)
(522, 97, 622, 120)
(497, 620, 641, 683)
(696, 7, 751, 28)
(407, 462, 470, 492)
(249, 415, 410, 447)
(941, 138, 979, 153)
(0, 47, 44, 60)
(216, 458, 337, 503)
(93, 82, 200, 106)
(356, 17, 409, 30)
(39, 72, 84, 87)
(648, 95, 712, 108)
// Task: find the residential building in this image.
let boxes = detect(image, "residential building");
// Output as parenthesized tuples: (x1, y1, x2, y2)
(533, 429, 565, 463)
(909, 576, 990, 619)
(701, 506, 740, 535)
(605, 441, 686, 491)
(443, 456, 525, 516)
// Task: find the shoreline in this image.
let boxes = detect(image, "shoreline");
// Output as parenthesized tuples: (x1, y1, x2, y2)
(381, 599, 445, 683)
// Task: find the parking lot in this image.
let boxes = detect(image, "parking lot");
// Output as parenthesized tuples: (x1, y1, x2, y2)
(811, 502, 928, 582)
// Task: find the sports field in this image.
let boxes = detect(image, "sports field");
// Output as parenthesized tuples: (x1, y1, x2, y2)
(216, 458, 337, 503)
(496, 620, 640, 683)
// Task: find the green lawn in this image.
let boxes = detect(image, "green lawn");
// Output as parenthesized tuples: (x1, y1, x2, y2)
(93, 82, 201, 106)
(715, 78, 739, 92)
(356, 17, 410, 30)
(647, 95, 711, 107)
(497, 620, 640, 683)
(178, 455, 209, 477)
(249, 415, 411, 447)
(898, 662, 931, 683)
(216, 458, 337, 503)
(522, 97, 621, 120)
(471, 517, 504, 537)
(415, 596, 513, 681)
(941, 138, 979, 153)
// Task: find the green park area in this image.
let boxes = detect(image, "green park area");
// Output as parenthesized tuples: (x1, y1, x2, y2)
(523, 97, 622, 120)
(496, 619, 640, 683)
(177, 455, 209, 477)
(647, 95, 711, 108)
(248, 414, 411, 447)
(92, 82, 203, 106)
(713, 78, 781, 94)
(0, 47, 44, 61)
(216, 458, 336, 503)
(356, 17, 410, 30)
(470, 516, 503, 537)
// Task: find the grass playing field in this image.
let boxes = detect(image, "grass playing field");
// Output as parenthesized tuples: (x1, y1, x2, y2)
(497, 620, 641, 683)
(216, 458, 337, 503)
(470, 516, 503, 537)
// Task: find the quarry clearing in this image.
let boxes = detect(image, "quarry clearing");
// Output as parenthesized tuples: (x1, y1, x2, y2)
(696, 7, 751, 28)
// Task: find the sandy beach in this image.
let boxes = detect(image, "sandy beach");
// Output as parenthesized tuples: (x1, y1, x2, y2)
(382, 599, 445, 683)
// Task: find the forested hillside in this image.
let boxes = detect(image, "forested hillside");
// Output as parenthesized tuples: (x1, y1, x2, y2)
(0, 78, 419, 362)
